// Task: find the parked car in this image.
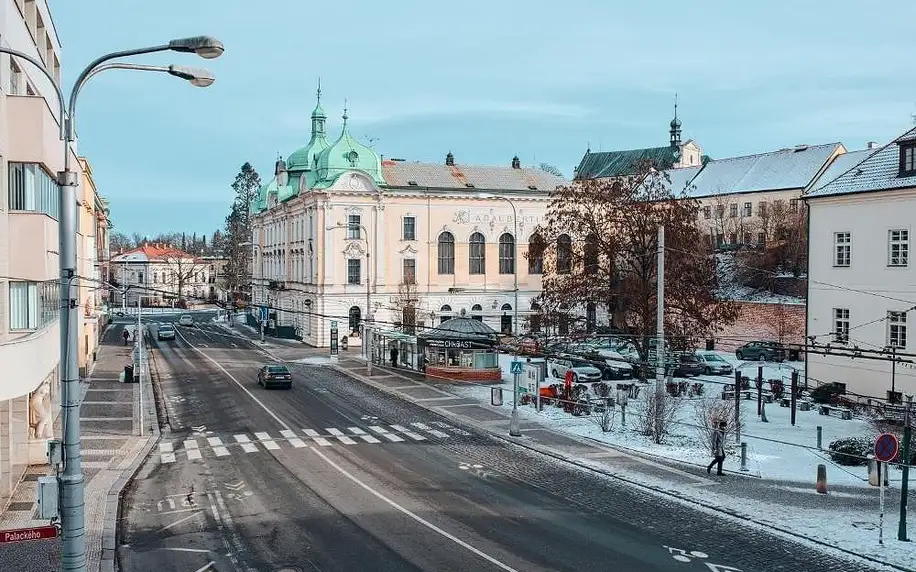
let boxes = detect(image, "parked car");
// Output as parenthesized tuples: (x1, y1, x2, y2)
(547, 356, 603, 383)
(673, 354, 704, 377)
(156, 324, 176, 341)
(735, 341, 786, 362)
(178, 314, 194, 327)
(257, 364, 292, 389)
(694, 351, 733, 376)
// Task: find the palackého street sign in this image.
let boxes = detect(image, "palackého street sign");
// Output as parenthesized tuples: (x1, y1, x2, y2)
(0, 525, 59, 544)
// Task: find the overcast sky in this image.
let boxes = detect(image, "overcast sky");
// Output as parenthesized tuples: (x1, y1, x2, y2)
(49, 0, 916, 236)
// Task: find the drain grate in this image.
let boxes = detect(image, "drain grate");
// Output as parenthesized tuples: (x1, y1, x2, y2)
(7, 501, 34, 511)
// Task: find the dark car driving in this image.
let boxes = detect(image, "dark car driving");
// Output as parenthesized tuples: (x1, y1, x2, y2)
(257, 364, 292, 389)
(674, 354, 704, 377)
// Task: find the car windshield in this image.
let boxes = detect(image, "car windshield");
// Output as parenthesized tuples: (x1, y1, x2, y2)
(267, 365, 289, 374)
(703, 353, 724, 362)
(572, 360, 595, 369)
(159, 325, 173, 331)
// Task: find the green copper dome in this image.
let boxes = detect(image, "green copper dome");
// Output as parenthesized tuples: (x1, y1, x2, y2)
(288, 83, 331, 172)
(313, 108, 384, 187)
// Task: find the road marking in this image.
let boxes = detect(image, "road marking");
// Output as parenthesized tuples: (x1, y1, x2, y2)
(326, 428, 344, 436)
(303, 429, 320, 437)
(255, 432, 281, 450)
(391, 425, 426, 441)
(410, 422, 432, 431)
(426, 429, 450, 438)
(159, 547, 211, 554)
(187, 449, 202, 460)
(184, 439, 199, 449)
(207, 437, 223, 447)
(159, 443, 174, 453)
(359, 435, 381, 444)
(336, 435, 358, 445)
(308, 445, 520, 572)
(160, 453, 176, 464)
(381, 433, 405, 442)
(289, 438, 307, 448)
(213, 446, 230, 457)
(313, 437, 332, 447)
(254, 431, 271, 440)
(280, 429, 297, 439)
(160, 510, 204, 531)
(240, 443, 258, 454)
(233, 434, 251, 443)
(193, 562, 216, 572)
(368, 425, 388, 435)
(347, 427, 367, 435)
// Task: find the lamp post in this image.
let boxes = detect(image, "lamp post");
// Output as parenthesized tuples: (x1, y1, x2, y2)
(240, 241, 265, 340)
(327, 222, 372, 376)
(1, 35, 222, 572)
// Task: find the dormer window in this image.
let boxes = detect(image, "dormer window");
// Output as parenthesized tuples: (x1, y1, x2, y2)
(901, 144, 916, 176)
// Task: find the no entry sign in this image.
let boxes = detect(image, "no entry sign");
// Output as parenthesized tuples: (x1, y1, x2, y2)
(874, 433, 900, 463)
(0, 525, 59, 543)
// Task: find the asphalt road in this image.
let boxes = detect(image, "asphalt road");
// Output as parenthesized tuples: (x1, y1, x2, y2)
(114, 314, 887, 572)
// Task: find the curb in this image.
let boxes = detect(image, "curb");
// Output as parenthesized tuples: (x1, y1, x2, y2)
(328, 362, 914, 572)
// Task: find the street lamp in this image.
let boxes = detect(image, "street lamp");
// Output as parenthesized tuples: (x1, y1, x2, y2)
(0, 34, 223, 572)
(84, 62, 216, 88)
(327, 222, 373, 376)
(477, 193, 521, 437)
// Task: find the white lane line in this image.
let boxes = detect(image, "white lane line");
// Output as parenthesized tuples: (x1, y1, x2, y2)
(308, 445, 520, 572)
(336, 435, 357, 445)
(303, 429, 320, 438)
(410, 422, 432, 431)
(159, 442, 174, 453)
(359, 435, 381, 444)
(241, 443, 258, 454)
(213, 446, 230, 457)
(160, 510, 204, 531)
(233, 434, 251, 443)
(289, 438, 307, 448)
(187, 449, 202, 460)
(326, 428, 345, 436)
(279, 429, 297, 439)
(161, 547, 211, 554)
(368, 425, 389, 435)
(313, 437, 333, 447)
(426, 429, 450, 439)
(184, 439, 200, 449)
(381, 433, 405, 442)
(160, 453, 176, 464)
(207, 437, 223, 447)
(193, 562, 216, 572)
(347, 427, 367, 435)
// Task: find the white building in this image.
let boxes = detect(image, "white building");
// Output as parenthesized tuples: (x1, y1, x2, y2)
(805, 126, 916, 400)
(110, 244, 210, 307)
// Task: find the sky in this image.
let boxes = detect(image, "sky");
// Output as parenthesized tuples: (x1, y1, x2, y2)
(48, 0, 916, 237)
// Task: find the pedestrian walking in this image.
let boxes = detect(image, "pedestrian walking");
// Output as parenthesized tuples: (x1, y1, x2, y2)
(707, 420, 727, 475)
(122, 328, 130, 346)
(390, 346, 399, 368)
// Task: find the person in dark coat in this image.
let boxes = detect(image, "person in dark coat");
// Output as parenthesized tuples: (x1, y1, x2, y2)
(122, 328, 130, 346)
(390, 346, 399, 368)
(707, 421, 727, 475)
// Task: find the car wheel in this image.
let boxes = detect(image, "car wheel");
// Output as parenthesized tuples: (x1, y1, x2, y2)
(704, 367, 711, 375)
(552, 369, 559, 378)
(758, 354, 766, 361)
(736, 351, 743, 360)
(572, 373, 579, 383)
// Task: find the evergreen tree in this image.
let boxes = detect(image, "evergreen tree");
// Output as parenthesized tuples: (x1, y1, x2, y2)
(224, 162, 262, 300)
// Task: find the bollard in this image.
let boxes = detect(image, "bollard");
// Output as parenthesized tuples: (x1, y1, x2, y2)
(817, 426, 823, 450)
(816, 463, 828, 494)
(868, 456, 880, 487)
(740, 442, 749, 472)
(620, 403, 626, 428)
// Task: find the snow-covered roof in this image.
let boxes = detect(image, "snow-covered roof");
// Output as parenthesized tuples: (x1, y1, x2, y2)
(665, 166, 703, 194)
(806, 127, 916, 199)
(685, 143, 841, 198)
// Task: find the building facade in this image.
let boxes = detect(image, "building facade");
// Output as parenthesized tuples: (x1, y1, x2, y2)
(249, 91, 566, 346)
(0, 0, 67, 506)
(805, 126, 916, 400)
(201, 255, 229, 302)
(76, 157, 109, 376)
(110, 244, 210, 307)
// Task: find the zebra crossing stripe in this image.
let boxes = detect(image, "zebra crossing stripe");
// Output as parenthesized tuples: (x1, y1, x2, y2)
(241, 443, 258, 454)
(289, 438, 306, 448)
(187, 449, 202, 460)
(313, 437, 332, 447)
(213, 446, 230, 457)
(368, 426, 388, 435)
(426, 429, 450, 438)
(254, 431, 271, 440)
(161, 453, 176, 464)
(381, 433, 404, 442)
(159, 443, 174, 453)
(359, 434, 381, 444)
(326, 428, 345, 436)
(255, 432, 280, 450)
(347, 427, 367, 435)
(303, 429, 320, 437)
(410, 422, 432, 431)
(233, 434, 251, 443)
(184, 439, 199, 449)
(391, 425, 426, 441)
(336, 435, 357, 445)
(207, 437, 223, 447)
(279, 429, 297, 439)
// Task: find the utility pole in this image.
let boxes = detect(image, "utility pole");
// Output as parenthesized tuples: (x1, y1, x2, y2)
(136, 296, 144, 436)
(655, 226, 665, 385)
(900, 394, 912, 542)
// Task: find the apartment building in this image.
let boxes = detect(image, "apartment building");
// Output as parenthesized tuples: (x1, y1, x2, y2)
(77, 157, 109, 376)
(0, 0, 70, 506)
(110, 244, 211, 308)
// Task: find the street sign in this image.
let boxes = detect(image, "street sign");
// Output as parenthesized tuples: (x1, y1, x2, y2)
(0, 525, 59, 544)
(510, 361, 523, 375)
(329, 321, 339, 356)
(875, 433, 900, 462)
(259, 306, 268, 323)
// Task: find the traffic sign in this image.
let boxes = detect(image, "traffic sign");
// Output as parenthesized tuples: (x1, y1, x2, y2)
(875, 433, 900, 462)
(0, 525, 59, 544)
(259, 306, 268, 322)
(331, 321, 338, 329)
(510, 361, 523, 375)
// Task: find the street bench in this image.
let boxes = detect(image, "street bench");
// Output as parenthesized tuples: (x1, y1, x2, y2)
(818, 404, 852, 420)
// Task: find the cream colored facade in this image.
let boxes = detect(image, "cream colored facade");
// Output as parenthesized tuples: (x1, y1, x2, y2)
(0, 0, 69, 506)
(77, 157, 109, 376)
(110, 244, 211, 307)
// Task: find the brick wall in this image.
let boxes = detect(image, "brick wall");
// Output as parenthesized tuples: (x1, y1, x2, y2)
(713, 301, 806, 352)
(425, 366, 503, 383)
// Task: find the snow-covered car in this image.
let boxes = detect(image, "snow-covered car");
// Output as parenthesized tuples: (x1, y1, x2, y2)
(547, 357, 602, 383)
(178, 314, 194, 327)
(694, 351, 734, 376)
(597, 351, 636, 379)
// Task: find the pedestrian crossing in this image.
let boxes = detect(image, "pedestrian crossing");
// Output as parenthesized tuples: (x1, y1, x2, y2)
(156, 420, 470, 464)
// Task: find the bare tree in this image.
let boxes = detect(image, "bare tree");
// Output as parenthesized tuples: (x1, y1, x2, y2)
(161, 252, 207, 304)
(539, 163, 564, 178)
(691, 397, 743, 452)
(391, 279, 419, 334)
(590, 399, 618, 433)
(767, 303, 801, 344)
(736, 197, 808, 289)
(637, 384, 683, 444)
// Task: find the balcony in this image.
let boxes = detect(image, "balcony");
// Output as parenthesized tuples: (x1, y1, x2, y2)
(268, 280, 287, 290)
(5, 95, 64, 172)
(8, 212, 59, 281)
(0, 322, 60, 402)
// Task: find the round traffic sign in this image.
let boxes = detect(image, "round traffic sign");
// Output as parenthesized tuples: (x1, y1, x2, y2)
(874, 433, 899, 462)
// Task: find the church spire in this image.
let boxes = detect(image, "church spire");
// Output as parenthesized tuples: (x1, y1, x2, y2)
(669, 93, 682, 148)
(342, 99, 349, 129)
(310, 78, 326, 137)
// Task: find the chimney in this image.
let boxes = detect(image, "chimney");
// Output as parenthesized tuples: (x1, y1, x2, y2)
(511, 155, 521, 169)
(445, 151, 454, 166)
(867, 141, 878, 150)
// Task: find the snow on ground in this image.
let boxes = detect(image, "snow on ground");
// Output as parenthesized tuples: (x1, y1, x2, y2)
(715, 252, 804, 304)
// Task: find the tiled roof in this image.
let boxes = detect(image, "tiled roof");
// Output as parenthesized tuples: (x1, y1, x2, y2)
(685, 142, 841, 198)
(806, 127, 916, 199)
(381, 160, 567, 191)
(111, 244, 197, 263)
(574, 146, 681, 179)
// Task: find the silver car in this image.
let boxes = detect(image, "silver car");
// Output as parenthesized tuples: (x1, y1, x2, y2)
(695, 351, 734, 376)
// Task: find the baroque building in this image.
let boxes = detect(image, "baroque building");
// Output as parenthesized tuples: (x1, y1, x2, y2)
(249, 87, 567, 346)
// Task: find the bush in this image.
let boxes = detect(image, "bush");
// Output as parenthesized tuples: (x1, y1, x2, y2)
(827, 437, 872, 466)
(811, 383, 845, 404)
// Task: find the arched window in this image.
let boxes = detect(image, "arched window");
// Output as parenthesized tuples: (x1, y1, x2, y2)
(437, 232, 455, 275)
(348, 306, 361, 334)
(528, 233, 544, 274)
(557, 234, 572, 274)
(439, 304, 452, 325)
(498, 233, 515, 274)
(586, 302, 597, 332)
(500, 304, 513, 334)
(584, 234, 599, 275)
(471, 303, 483, 322)
(469, 232, 486, 274)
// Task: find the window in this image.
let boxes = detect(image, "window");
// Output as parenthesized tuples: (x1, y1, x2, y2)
(439, 304, 452, 325)
(703, 206, 711, 219)
(743, 202, 752, 217)
(715, 204, 724, 218)
(729, 203, 738, 218)
(888, 229, 908, 267)
(402, 258, 416, 284)
(498, 233, 515, 274)
(8, 163, 60, 219)
(402, 216, 416, 241)
(888, 311, 908, 348)
(347, 259, 361, 284)
(743, 232, 751, 244)
(9, 280, 58, 330)
(758, 202, 767, 217)
(437, 232, 455, 274)
(528, 233, 544, 274)
(729, 233, 737, 244)
(833, 308, 849, 343)
(9, 59, 22, 95)
(586, 302, 597, 332)
(469, 232, 486, 275)
(584, 235, 598, 275)
(557, 234, 572, 274)
(790, 199, 799, 213)
(348, 306, 361, 334)
(901, 144, 916, 175)
(834, 232, 851, 267)
(347, 214, 361, 239)
(716, 233, 724, 247)
(757, 233, 765, 246)
(471, 304, 483, 322)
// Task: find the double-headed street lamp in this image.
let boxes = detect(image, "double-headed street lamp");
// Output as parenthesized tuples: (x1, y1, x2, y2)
(327, 222, 373, 376)
(1, 35, 223, 572)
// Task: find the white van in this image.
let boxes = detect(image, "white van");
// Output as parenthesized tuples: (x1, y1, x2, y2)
(178, 314, 194, 326)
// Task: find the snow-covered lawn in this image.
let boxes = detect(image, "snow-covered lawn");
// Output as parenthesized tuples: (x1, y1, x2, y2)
(451, 352, 883, 487)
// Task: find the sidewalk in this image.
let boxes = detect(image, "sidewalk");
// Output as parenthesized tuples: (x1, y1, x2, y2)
(0, 325, 158, 572)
